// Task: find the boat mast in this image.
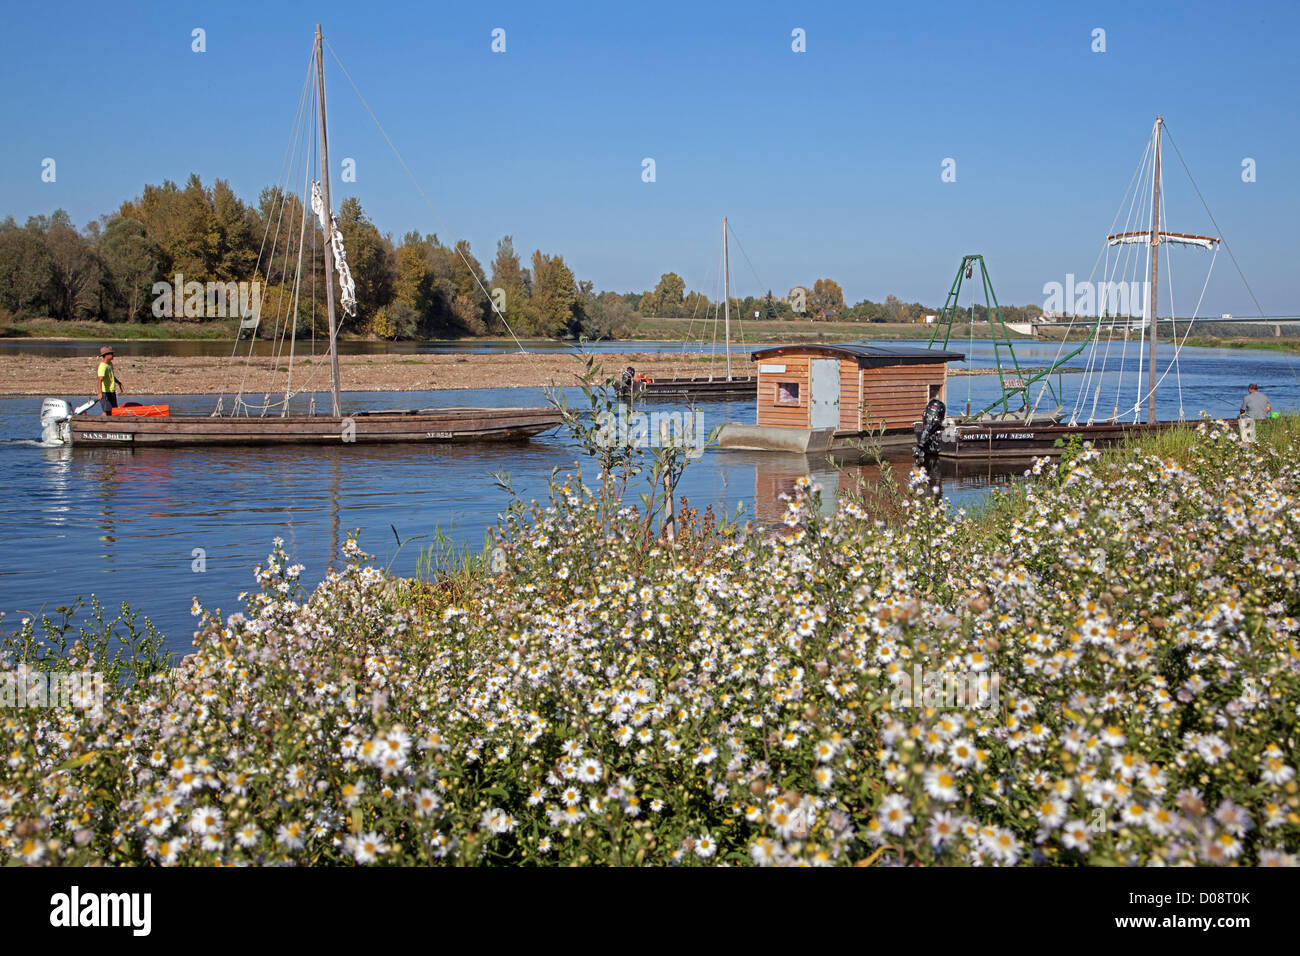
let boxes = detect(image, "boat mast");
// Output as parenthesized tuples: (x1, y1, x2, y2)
(1145, 116, 1162, 425)
(315, 24, 343, 418)
(723, 216, 731, 381)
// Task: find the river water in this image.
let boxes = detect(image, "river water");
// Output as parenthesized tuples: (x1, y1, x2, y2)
(1, 339, 1296, 653)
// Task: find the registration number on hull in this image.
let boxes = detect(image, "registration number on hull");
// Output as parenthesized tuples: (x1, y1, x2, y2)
(426, 431, 454, 439)
(78, 432, 134, 442)
(959, 432, 1036, 441)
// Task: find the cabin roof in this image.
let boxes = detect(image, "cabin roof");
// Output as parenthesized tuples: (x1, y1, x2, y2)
(750, 342, 965, 366)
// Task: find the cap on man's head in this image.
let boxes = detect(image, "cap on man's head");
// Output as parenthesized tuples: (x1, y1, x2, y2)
(99, 345, 114, 357)
(1248, 383, 1258, 390)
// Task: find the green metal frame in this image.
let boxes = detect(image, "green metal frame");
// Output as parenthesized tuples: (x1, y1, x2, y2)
(927, 254, 1095, 420)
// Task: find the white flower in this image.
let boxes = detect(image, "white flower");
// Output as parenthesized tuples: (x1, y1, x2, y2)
(188, 806, 222, 835)
(694, 834, 717, 859)
(480, 808, 515, 834)
(347, 831, 389, 864)
(878, 794, 913, 836)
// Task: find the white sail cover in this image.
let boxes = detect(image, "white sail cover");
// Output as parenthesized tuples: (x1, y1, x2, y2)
(1107, 231, 1218, 251)
(310, 181, 358, 317)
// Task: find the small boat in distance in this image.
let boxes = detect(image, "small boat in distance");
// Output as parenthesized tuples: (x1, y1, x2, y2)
(41, 25, 561, 449)
(619, 216, 757, 401)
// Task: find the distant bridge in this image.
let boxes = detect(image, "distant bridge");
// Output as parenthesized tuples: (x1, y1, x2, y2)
(1017, 315, 1300, 335)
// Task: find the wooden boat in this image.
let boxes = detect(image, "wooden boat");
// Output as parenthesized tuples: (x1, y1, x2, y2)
(620, 374, 757, 400)
(918, 419, 1184, 461)
(921, 116, 1219, 459)
(69, 407, 561, 446)
(618, 216, 758, 401)
(47, 26, 561, 450)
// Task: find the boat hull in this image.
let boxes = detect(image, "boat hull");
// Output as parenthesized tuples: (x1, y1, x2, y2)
(618, 376, 757, 400)
(69, 407, 563, 447)
(919, 420, 1185, 460)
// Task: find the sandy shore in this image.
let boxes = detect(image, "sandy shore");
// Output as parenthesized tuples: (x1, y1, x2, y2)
(0, 351, 757, 397)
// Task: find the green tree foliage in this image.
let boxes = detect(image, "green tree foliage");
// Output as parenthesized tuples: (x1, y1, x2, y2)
(96, 217, 162, 321)
(40, 211, 101, 320)
(0, 217, 55, 319)
(527, 250, 577, 337)
(489, 235, 532, 335)
(336, 197, 394, 329)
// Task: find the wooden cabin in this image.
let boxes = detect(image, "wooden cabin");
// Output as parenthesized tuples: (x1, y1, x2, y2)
(751, 343, 964, 433)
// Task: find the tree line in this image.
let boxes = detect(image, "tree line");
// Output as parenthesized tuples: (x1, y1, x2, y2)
(0, 174, 1043, 339)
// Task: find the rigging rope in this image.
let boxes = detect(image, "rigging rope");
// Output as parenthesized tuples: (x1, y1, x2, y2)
(324, 39, 529, 354)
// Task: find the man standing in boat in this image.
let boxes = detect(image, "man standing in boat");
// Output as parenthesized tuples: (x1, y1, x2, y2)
(1239, 383, 1271, 423)
(96, 345, 122, 415)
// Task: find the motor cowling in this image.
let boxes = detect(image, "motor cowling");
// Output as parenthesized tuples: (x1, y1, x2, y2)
(40, 398, 72, 445)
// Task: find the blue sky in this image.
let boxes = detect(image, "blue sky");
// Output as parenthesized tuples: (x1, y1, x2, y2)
(1, 0, 1296, 313)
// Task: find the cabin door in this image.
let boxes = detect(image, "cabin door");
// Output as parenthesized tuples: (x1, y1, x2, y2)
(809, 359, 841, 430)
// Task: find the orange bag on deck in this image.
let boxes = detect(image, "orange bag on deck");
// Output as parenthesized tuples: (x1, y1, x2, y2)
(110, 404, 170, 417)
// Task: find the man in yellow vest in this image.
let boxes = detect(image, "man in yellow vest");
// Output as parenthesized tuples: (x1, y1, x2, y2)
(96, 345, 123, 415)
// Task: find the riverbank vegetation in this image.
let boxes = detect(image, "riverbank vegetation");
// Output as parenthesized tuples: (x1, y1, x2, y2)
(2, 177, 1044, 342)
(2, 411, 1297, 866)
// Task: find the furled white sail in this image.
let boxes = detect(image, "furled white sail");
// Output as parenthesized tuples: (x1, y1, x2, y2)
(1106, 231, 1219, 251)
(310, 181, 358, 317)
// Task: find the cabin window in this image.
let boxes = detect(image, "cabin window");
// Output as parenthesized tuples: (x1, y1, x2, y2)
(775, 382, 800, 405)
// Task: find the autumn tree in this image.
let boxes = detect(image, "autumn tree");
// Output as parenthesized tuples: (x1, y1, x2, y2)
(809, 278, 845, 316)
(527, 250, 577, 337)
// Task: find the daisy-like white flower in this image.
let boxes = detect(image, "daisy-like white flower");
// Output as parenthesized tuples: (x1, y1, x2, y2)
(1260, 756, 1294, 786)
(576, 758, 603, 783)
(694, 834, 717, 859)
(693, 742, 718, 765)
(480, 808, 515, 834)
(413, 789, 440, 817)
(1120, 802, 1147, 827)
(949, 738, 976, 767)
(928, 811, 960, 848)
(878, 794, 913, 836)
(18, 838, 44, 864)
(235, 824, 259, 848)
(923, 767, 959, 803)
(813, 766, 834, 790)
(982, 826, 1021, 865)
(1034, 797, 1067, 828)
(189, 806, 222, 835)
(1060, 820, 1092, 852)
(814, 739, 837, 763)
(347, 831, 389, 864)
(275, 821, 305, 850)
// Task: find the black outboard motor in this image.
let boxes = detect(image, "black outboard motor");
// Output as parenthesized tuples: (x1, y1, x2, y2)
(913, 398, 946, 468)
(621, 366, 636, 393)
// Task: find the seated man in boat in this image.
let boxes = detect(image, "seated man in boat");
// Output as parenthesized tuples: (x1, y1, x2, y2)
(96, 345, 123, 415)
(1238, 383, 1271, 422)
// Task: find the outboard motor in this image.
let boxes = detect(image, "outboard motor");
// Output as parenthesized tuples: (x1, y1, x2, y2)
(40, 398, 72, 445)
(913, 398, 947, 468)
